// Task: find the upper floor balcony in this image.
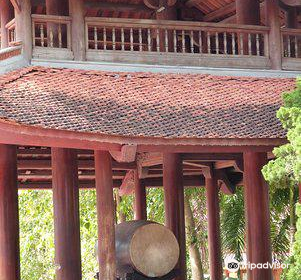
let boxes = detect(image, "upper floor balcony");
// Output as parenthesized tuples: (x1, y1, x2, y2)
(1, 0, 301, 72)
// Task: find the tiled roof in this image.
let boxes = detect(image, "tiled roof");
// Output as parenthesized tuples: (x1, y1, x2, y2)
(0, 67, 296, 140)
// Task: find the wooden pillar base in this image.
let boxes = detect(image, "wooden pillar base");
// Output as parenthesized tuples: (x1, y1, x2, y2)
(52, 148, 82, 280)
(0, 145, 20, 280)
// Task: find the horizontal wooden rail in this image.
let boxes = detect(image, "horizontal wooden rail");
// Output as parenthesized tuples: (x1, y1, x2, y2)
(85, 17, 270, 58)
(32, 14, 71, 49)
(5, 18, 16, 47)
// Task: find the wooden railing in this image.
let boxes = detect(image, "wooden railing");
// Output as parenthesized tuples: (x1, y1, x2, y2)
(32, 14, 71, 49)
(85, 18, 269, 57)
(5, 18, 16, 47)
(282, 28, 301, 59)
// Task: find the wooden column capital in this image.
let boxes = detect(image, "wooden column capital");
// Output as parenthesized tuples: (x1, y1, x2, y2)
(0, 144, 20, 280)
(95, 150, 116, 280)
(51, 148, 82, 280)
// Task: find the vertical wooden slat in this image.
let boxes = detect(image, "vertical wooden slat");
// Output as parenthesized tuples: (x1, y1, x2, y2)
(121, 28, 125, 51)
(248, 33, 252, 55)
(147, 28, 151, 52)
(295, 36, 299, 58)
(40, 24, 45, 47)
(49, 27, 54, 47)
(103, 27, 107, 50)
(239, 33, 244, 55)
(130, 28, 133, 51)
(232, 32, 236, 55)
(165, 29, 168, 52)
(112, 27, 116, 50)
(215, 32, 219, 54)
(58, 24, 62, 48)
(199, 30, 202, 54)
(52, 148, 82, 280)
(94, 27, 97, 50)
(182, 30, 185, 53)
(223, 32, 227, 54)
(207, 31, 211, 54)
(256, 33, 260, 56)
(95, 151, 116, 280)
(190, 30, 194, 53)
(139, 28, 142, 52)
(287, 35, 291, 57)
(156, 28, 160, 52)
(0, 145, 20, 280)
(173, 30, 177, 53)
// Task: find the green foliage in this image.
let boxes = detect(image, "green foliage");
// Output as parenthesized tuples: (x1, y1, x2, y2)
(19, 190, 55, 280)
(19, 189, 100, 280)
(262, 79, 301, 188)
(282, 204, 301, 280)
(220, 188, 245, 262)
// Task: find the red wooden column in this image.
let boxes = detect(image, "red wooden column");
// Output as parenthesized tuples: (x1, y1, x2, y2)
(69, 0, 85, 60)
(134, 170, 147, 220)
(265, 0, 282, 70)
(15, 0, 32, 61)
(244, 152, 272, 280)
(236, 0, 260, 25)
(51, 148, 82, 280)
(163, 153, 186, 280)
(95, 151, 116, 280)
(205, 172, 223, 280)
(0, 144, 20, 280)
(0, 0, 11, 48)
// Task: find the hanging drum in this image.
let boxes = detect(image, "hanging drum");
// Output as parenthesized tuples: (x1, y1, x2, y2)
(115, 220, 180, 278)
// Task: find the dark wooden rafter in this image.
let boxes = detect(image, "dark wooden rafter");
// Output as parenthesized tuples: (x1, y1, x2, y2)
(203, 2, 235, 21)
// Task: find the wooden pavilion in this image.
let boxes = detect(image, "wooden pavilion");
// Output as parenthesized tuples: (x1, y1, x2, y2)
(0, 0, 300, 280)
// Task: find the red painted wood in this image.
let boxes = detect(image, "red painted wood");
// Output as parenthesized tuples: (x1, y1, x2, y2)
(265, 0, 282, 70)
(51, 148, 82, 280)
(244, 152, 272, 280)
(0, 0, 12, 48)
(95, 151, 116, 280)
(0, 144, 20, 280)
(163, 153, 187, 280)
(134, 170, 147, 220)
(206, 174, 223, 280)
(236, 0, 260, 25)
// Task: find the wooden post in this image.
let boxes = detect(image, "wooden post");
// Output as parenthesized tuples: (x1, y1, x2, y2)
(244, 152, 272, 280)
(0, 0, 12, 48)
(134, 170, 147, 220)
(205, 172, 223, 280)
(69, 0, 85, 60)
(265, 0, 282, 70)
(51, 148, 82, 280)
(15, 0, 32, 61)
(0, 144, 20, 280)
(95, 151, 116, 280)
(236, 0, 260, 25)
(163, 153, 186, 280)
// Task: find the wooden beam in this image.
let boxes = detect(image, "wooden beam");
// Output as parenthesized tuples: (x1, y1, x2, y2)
(95, 151, 116, 280)
(236, 0, 260, 25)
(281, 0, 301, 6)
(203, 2, 236, 22)
(163, 153, 187, 280)
(0, 145, 20, 280)
(244, 152, 272, 280)
(182, 153, 243, 161)
(110, 144, 137, 163)
(85, 1, 152, 13)
(134, 170, 147, 220)
(205, 171, 223, 280)
(51, 148, 82, 280)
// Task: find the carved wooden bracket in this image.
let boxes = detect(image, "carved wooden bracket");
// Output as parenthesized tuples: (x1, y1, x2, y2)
(143, 0, 177, 10)
(10, 0, 21, 12)
(216, 170, 236, 195)
(118, 170, 135, 196)
(110, 144, 137, 163)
